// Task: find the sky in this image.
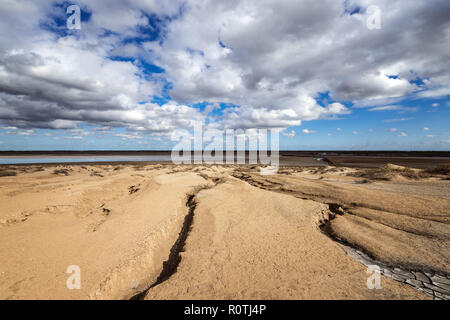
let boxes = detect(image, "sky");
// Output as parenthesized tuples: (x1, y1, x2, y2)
(0, 0, 449, 151)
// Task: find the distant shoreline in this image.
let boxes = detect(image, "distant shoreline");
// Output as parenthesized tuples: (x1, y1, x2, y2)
(0, 150, 449, 157)
(0, 150, 449, 169)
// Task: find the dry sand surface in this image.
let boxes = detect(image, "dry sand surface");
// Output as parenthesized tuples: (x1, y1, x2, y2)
(0, 163, 449, 300)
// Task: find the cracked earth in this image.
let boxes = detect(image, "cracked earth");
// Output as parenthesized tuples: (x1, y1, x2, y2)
(0, 164, 448, 299)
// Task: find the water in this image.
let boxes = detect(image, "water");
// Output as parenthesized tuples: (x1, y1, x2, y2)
(0, 155, 173, 165)
(0, 154, 318, 166)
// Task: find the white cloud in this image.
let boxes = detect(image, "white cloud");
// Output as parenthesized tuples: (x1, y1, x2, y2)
(423, 127, 430, 131)
(389, 128, 398, 132)
(352, 131, 359, 135)
(282, 130, 296, 138)
(0, 0, 449, 135)
(369, 105, 418, 112)
(398, 132, 408, 137)
(0, 0, 204, 135)
(383, 118, 412, 123)
(145, 0, 449, 128)
(49, 120, 79, 130)
(302, 129, 318, 135)
(8, 129, 35, 136)
(115, 133, 143, 140)
(417, 88, 450, 98)
(431, 103, 440, 107)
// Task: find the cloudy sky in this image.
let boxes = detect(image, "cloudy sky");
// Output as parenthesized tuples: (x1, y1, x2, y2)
(0, 0, 449, 150)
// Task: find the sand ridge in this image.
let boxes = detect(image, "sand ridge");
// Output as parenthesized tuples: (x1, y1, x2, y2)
(0, 164, 208, 299)
(143, 177, 424, 300)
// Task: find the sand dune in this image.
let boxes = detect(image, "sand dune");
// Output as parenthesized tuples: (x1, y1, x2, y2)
(0, 164, 448, 300)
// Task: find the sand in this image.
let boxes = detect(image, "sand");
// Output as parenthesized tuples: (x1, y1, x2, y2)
(0, 163, 448, 300)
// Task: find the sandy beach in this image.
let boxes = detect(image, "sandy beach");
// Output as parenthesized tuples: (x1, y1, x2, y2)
(0, 163, 449, 300)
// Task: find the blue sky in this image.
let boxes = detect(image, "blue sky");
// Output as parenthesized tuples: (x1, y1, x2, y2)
(0, 0, 449, 150)
(280, 96, 450, 150)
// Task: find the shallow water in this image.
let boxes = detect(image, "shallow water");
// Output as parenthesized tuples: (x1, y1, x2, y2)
(0, 154, 326, 166)
(0, 155, 173, 165)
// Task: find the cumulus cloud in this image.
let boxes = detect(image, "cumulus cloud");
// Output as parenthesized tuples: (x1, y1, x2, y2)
(149, 0, 449, 115)
(0, 0, 449, 136)
(398, 132, 408, 137)
(0, 0, 203, 135)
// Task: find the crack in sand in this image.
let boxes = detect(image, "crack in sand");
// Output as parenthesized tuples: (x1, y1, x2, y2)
(322, 218, 450, 300)
(130, 177, 224, 300)
(233, 171, 448, 223)
(232, 171, 450, 300)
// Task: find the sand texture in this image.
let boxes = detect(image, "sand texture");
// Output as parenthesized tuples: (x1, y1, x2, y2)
(0, 164, 449, 300)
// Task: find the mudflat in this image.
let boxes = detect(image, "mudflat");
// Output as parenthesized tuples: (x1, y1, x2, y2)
(0, 163, 449, 300)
